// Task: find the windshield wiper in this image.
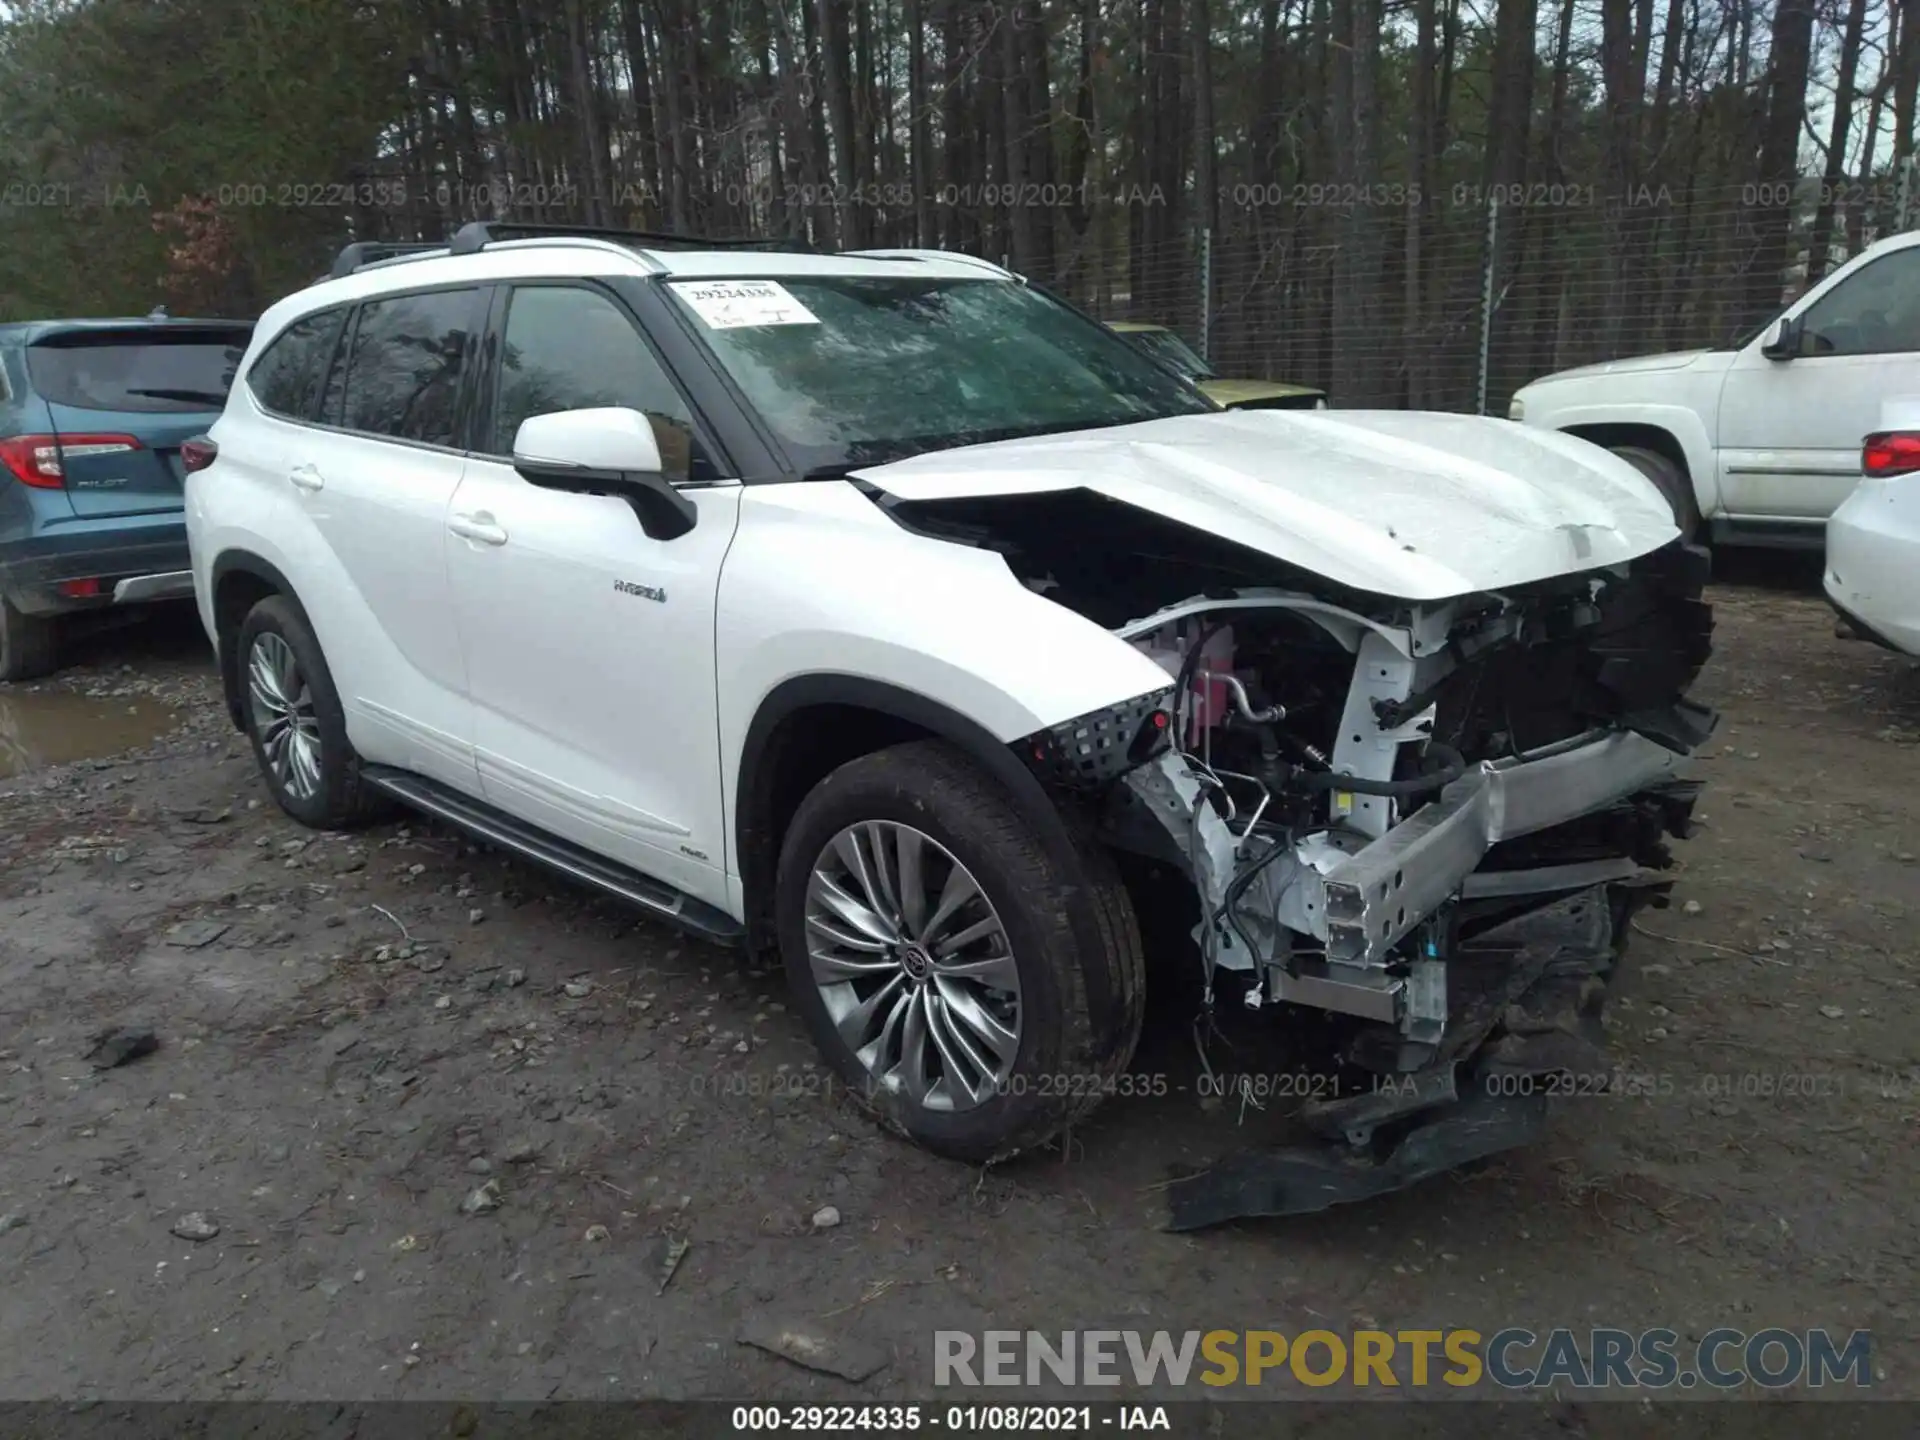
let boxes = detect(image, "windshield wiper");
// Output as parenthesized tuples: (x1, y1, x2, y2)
(801, 462, 865, 481)
(125, 387, 228, 404)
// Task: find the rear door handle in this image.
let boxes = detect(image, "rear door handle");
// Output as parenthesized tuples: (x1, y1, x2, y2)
(448, 512, 509, 546)
(288, 464, 325, 493)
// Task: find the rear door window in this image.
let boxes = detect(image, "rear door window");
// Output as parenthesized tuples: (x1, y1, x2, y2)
(247, 310, 347, 420)
(26, 330, 250, 413)
(339, 288, 482, 447)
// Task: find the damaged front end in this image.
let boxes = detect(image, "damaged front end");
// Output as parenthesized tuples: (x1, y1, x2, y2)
(1023, 533, 1716, 1225)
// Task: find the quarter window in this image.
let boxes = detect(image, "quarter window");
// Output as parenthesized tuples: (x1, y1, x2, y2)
(339, 289, 479, 446)
(247, 309, 346, 420)
(491, 285, 712, 481)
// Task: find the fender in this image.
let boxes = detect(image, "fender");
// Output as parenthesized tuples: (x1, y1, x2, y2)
(733, 672, 1130, 1057)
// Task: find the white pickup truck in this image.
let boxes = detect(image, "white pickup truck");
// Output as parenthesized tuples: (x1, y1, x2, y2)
(1510, 228, 1920, 548)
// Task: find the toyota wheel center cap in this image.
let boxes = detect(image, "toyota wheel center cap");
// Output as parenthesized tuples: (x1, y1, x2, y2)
(900, 943, 932, 981)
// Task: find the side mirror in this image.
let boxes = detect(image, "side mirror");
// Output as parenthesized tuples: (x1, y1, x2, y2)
(1759, 314, 1804, 361)
(511, 407, 697, 541)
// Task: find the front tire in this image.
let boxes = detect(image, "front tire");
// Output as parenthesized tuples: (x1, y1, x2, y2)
(775, 739, 1145, 1163)
(237, 594, 391, 829)
(1611, 444, 1700, 542)
(0, 596, 59, 682)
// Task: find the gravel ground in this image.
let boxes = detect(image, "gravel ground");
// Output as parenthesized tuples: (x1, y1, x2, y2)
(1, 561, 1916, 1410)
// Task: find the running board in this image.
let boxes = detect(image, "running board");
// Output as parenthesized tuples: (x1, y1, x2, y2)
(360, 766, 745, 947)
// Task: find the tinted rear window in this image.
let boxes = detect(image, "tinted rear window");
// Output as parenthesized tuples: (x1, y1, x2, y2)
(27, 331, 250, 413)
(339, 289, 479, 446)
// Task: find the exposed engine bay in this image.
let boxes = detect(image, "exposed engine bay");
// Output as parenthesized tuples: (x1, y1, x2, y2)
(878, 484, 1717, 1223)
(1106, 538, 1713, 995)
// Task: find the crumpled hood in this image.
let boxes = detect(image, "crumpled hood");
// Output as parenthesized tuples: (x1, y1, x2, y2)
(855, 409, 1678, 601)
(1531, 349, 1712, 384)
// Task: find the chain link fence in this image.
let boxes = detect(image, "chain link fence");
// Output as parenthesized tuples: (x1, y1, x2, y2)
(44, 165, 1903, 409)
(1019, 171, 1920, 414)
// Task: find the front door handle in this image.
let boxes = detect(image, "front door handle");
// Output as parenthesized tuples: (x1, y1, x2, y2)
(288, 463, 325, 493)
(448, 512, 509, 546)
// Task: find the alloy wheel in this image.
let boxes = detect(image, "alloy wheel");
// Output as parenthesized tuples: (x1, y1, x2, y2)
(804, 821, 1022, 1111)
(247, 631, 322, 802)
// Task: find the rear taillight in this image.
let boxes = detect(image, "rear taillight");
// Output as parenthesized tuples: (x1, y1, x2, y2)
(180, 436, 219, 474)
(1862, 431, 1920, 478)
(0, 433, 142, 489)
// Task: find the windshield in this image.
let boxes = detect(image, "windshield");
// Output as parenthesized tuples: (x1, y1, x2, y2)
(1122, 326, 1214, 381)
(665, 276, 1214, 472)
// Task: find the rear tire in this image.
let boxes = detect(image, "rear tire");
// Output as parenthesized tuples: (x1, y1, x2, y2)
(1611, 444, 1700, 542)
(0, 597, 59, 683)
(775, 739, 1145, 1163)
(237, 594, 392, 829)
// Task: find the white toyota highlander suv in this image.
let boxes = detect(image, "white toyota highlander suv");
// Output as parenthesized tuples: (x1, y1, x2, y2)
(1510, 228, 1920, 550)
(186, 222, 1716, 1223)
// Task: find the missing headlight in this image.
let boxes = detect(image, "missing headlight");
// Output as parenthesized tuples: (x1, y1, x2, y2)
(1019, 686, 1175, 791)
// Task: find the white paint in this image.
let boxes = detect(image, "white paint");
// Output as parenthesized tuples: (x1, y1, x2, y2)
(1825, 470, 1920, 656)
(1514, 228, 1920, 533)
(713, 476, 1176, 889)
(1878, 395, 1920, 431)
(512, 407, 664, 473)
(193, 232, 1698, 945)
(854, 406, 1680, 600)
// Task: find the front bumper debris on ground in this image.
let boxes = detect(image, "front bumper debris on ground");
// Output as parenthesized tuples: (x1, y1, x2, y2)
(1166, 888, 1628, 1228)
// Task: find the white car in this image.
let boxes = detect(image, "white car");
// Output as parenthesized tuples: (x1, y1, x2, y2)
(1827, 430, 1920, 655)
(1510, 228, 1920, 549)
(184, 223, 1715, 1215)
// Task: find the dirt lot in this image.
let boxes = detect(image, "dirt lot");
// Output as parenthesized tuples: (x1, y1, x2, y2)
(2, 559, 1917, 1409)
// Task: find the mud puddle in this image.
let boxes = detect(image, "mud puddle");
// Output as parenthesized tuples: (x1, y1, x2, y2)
(0, 687, 180, 777)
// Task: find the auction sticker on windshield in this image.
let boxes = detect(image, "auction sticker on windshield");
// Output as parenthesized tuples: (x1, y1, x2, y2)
(670, 280, 819, 329)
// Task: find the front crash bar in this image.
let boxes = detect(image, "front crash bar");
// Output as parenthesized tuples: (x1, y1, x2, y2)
(1310, 729, 1694, 968)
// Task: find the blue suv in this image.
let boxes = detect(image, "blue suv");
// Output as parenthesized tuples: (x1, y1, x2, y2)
(0, 315, 252, 679)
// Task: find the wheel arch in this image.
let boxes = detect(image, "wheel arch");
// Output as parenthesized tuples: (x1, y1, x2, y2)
(733, 675, 1136, 1075)
(1561, 421, 1688, 473)
(735, 672, 1136, 1067)
(1556, 414, 1718, 518)
(735, 675, 1055, 923)
(210, 550, 302, 731)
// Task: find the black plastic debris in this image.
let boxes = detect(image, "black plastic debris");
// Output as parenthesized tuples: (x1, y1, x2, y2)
(86, 1026, 159, 1070)
(1166, 1087, 1549, 1229)
(1164, 887, 1636, 1229)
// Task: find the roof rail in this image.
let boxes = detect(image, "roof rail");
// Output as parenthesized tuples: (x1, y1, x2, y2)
(447, 220, 814, 256)
(845, 248, 1019, 280)
(330, 241, 445, 279)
